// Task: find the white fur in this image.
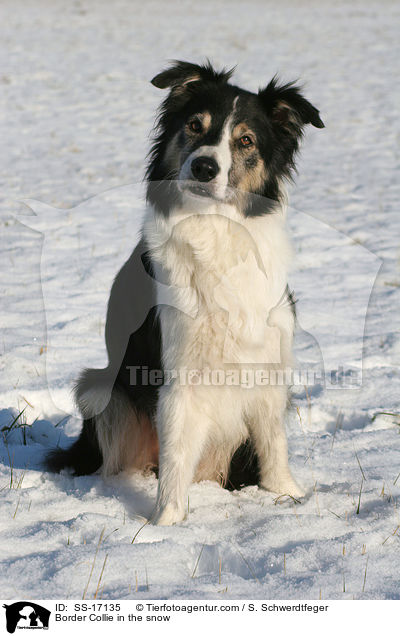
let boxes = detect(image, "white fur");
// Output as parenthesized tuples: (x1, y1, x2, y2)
(143, 195, 304, 526)
(179, 98, 237, 200)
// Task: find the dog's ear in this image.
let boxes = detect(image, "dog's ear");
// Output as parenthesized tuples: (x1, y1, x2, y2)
(151, 60, 234, 92)
(151, 61, 204, 90)
(259, 77, 324, 130)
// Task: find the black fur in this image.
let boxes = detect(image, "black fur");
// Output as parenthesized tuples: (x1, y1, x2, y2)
(226, 440, 260, 490)
(46, 417, 102, 475)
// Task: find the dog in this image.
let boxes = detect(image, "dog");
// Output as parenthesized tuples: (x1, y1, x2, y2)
(46, 61, 324, 525)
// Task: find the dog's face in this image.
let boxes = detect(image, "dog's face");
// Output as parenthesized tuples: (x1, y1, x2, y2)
(168, 92, 272, 204)
(146, 61, 324, 216)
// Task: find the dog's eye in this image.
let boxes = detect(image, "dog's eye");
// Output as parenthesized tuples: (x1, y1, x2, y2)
(188, 119, 202, 133)
(239, 135, 253, 147)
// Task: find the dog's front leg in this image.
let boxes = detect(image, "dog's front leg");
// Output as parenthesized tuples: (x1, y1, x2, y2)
(249, 388, 305, 499)
(151, 385, 210, 525)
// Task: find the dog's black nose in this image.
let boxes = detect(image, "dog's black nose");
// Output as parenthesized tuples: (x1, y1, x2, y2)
(191, 156, 219, 182)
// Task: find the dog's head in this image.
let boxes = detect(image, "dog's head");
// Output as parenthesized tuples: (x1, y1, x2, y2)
(146, 60, 324, 217)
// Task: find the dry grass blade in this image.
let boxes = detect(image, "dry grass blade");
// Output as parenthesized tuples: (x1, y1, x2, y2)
(362, 556, 369, 594)
(94, 554, 108, 599)
(54, 415, 69, 428)
(382, 524, 399, 545)
(16, 468, 27, 490)
(356, 479, 363, 515)
(1, 407, 28, 435)
(82, 526, 105, 600)
(354, 451, 366, 481)
(104, 527, 119, 542)
(3, 436, 15, 489)
(235, 546, 260, 584)
(273, 493, 301, 505)
(296, 406, 305, 434)
(370, 411, 400, 423)
(191, 543, 205, 578)
(131, 519, 149, 544)
(13, 496, 21, 519)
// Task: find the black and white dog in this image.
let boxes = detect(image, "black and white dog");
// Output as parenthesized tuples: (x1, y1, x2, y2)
(47, 61, 324, 525)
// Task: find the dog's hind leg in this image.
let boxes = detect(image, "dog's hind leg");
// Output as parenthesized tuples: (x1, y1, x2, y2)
(94, 387, 158, 476)
(77, 370, 157, 476)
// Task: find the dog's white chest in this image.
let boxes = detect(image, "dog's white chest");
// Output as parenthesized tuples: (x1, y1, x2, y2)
(145, 205, 292, 367)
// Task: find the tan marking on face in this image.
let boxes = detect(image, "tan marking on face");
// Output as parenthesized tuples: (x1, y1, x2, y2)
(232, 122, 256, 141)
(234, 155, 268, 193)
(185, 111, 212, 138)
(229, 122, 267, 194)
(201, 111, 212, 132)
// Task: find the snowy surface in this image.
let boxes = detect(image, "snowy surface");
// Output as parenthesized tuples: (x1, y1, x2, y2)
(1, 0, 400, 600)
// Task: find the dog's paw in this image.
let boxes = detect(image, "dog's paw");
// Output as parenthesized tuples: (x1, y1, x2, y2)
(151, 503, 185, 526)
(260, 479, 305, 500)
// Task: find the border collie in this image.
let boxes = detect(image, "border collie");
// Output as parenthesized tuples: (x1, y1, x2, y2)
(46, 61, 324, 525)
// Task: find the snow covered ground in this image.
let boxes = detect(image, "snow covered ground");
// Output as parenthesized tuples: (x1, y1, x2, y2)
(1, 0, 399, 600)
